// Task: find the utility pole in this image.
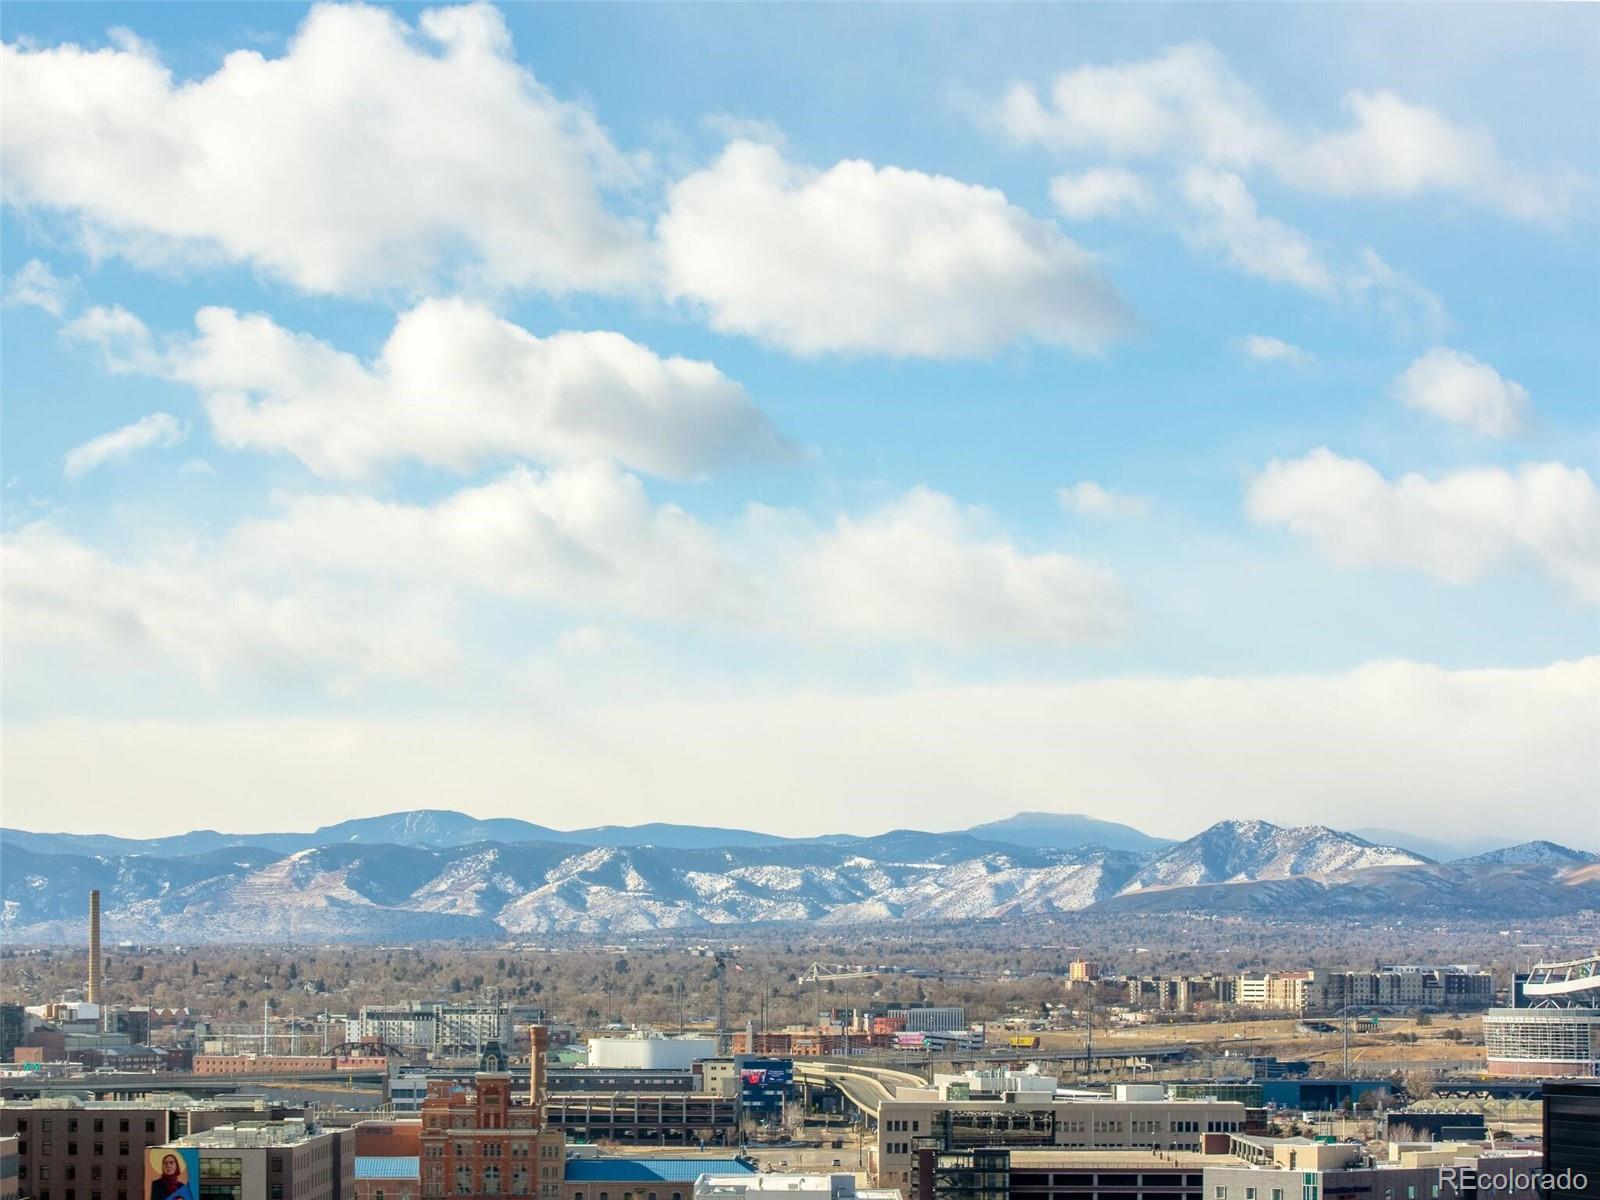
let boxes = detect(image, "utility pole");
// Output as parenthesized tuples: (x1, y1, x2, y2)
(263, 999, 269, 1055)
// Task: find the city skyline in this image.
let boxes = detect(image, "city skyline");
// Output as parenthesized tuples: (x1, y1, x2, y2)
(2, 3, 1596, 842)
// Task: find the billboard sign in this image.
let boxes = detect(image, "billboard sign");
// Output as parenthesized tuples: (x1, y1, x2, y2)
(146, 1146, 200, 1200)
(739, 1056, 793, 1117)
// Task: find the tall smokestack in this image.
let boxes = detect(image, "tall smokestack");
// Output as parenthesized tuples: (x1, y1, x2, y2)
(87, 890, 103, 1005)
(528, 1025, 549, 1121)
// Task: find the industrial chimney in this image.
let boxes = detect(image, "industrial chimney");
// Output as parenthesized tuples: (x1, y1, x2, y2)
(528, 1024, 549, 1120)
(87, 890, 103, 1005)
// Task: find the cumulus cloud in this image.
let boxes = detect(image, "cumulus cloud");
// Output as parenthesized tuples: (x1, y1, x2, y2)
(7, 657, 1595, 842)
(4, 259, 73, 316)
(786, 488, 1128, 645)
(1247, 448, 1600, 600)
(4, 464, 1130, 685)
(62, 304, 160, 373)
(1, 522, 456, 693)
(1235, 334, 1314, 366)
(996, 43, 1585, 224)
(1059, 481, 1153, 518)
(1, 4, 648, 296)
(230, 466, 1128, 648)
(1180, 167, 1335, 293)
(1390, 347, 1530, 436)
(69, 299, 790, 481)
(1049, 166, 1155, 220)
(657, 140, 1134, 357)
(1175, 171, 1447, 331)
(229, 462, 752, 625)
(62, 412, 188, 478)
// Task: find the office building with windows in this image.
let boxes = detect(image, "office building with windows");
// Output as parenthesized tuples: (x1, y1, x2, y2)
(162, 1120, 354, 1200)
(0, 1100, 179, 1200)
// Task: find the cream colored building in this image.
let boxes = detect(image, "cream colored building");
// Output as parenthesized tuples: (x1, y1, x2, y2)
(870, 1096, 1246, 1192)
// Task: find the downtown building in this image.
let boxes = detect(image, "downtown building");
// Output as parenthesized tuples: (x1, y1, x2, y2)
(161, 1119, 354, 1200)
(418, 1073, 563, 1200)
(872, 1082, 1247, 1194)
(1234, 968, 1492, 1015)
(346, 1005, 542, 1058)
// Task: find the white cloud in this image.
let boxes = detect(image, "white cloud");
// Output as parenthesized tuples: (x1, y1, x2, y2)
(1247, 448, 1600, 600)
(62, 304, 159, 373)
(1048, 166, 1155, 220)
(1345, 248, 1450, 341)
(997, 43, 1277, 166)
(4, 258, 72, 316)
(554, 625, 640, 656)
(229, 462, 752, 626)
(1059, 481, 1153, 518)
(996, 43, 1585, 224)
(74, 299, 789, 481)
(1179, 167, 1335, 294)
(1, 4, 648, 296)
(3, 466, 1130, 694)
(1390, 347, 1530, 437)
(657, 140, 1133, 357)
(232, 466, 1129, 648)
(1235, 334, 1314, 366)
(62, 412, 187, 478)
(7, 657, 1596, 843)
(0, 522, 456, 693)
(786, 488, 1128, 645)
(1284, 90, 1575, 225)
(1176, 172, 1448, 332)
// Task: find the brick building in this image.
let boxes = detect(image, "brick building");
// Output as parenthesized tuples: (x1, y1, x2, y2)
(418, 1074, 563, 1200)
(0, 1100, 179, 1200)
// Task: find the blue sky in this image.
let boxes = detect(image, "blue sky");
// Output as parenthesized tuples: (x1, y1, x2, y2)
(2, 3, 1596, 842)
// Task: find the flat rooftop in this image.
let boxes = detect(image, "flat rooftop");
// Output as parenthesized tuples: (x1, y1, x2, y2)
(1006, 1151, 1247, 1169)
(170, 1121, 325, 1149)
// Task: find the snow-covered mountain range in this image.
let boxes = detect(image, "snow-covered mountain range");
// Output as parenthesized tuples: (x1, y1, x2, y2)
(3, 814, 1595, 941)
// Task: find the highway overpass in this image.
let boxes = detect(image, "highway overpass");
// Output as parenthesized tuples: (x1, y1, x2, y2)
(794, 1059, 928, 1120)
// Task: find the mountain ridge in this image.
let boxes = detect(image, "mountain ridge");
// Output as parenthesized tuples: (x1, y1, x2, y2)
(4, 813, 1594, 941)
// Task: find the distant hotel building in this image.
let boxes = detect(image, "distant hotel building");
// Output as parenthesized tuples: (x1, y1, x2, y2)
(1235, 966, 1492, 1014)
(345, 1003, 542, 1056)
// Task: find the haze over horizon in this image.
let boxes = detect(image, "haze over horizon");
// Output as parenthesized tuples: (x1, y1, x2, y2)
(2, 4, 1596, 844)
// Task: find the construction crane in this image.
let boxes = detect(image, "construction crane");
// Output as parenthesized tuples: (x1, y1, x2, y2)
(712, 950, 741, 1053)
(798, 962, 884, 1027)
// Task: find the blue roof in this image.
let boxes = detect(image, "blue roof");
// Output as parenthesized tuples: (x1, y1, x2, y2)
(355, 1158, 420, 1180)
(564, 1159, 755, 1183)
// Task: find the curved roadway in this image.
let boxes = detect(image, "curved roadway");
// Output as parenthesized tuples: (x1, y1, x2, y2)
(794, 1060, 928, 1119)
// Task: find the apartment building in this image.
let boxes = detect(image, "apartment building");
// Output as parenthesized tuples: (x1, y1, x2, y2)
(347, 1005, 534, 1056)
(872, 1096, 1246, 1193)
(163, 1119, 354, 1200)
(1234, 968, 1492, 1014)
(1123, 976, 1235, 1013)
(418, 1074, 563, 1200)
(887, 1009, 967, 1035)
(0, 1099, 179, 1200)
